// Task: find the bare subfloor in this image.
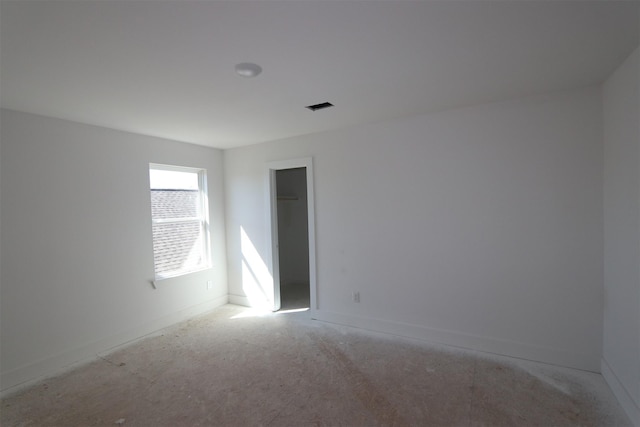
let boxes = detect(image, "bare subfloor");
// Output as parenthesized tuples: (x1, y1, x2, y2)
(1, 304, 631, 427)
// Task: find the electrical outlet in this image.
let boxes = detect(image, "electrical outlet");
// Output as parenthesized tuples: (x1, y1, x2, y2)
(207, 281, 213, 290)
(352, 291, 360, 303)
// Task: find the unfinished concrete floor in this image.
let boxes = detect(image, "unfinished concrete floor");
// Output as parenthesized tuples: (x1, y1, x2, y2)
(1, 304, 631, 427)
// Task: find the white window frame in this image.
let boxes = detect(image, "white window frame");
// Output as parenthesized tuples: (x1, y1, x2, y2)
(149, 163, 211, 280)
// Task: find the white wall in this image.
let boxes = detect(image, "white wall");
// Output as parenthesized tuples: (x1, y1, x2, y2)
(603, 47, 640, 426)
(225, 86, 603, 371)
(0, 109, 228, 392)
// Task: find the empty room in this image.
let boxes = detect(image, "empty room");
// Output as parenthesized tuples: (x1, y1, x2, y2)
(1, 1, 639, 426)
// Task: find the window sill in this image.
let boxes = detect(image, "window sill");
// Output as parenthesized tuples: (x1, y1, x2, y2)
(151, 266, 212, 288)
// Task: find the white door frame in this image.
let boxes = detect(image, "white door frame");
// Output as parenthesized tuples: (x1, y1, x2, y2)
(265, 157, 317, 315)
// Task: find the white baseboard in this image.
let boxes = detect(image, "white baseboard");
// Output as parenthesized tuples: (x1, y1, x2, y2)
(227, 293, 273, 310)
(312, 309, 600, 372)
(228, 293, 252, 307)
(0, 295, 228, 396)
(602, 358, 640, 426)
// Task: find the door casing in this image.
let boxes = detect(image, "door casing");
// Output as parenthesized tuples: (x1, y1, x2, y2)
(265, 157, 317, 314)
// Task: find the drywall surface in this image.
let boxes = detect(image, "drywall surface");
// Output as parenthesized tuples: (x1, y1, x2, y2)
(0, 110, 228, 391)
(603, 46, 640, 426)
(224, 86, 603, 371)
(276, 168, 309, 287)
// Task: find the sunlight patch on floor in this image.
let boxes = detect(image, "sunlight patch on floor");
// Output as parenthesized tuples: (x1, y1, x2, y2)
(229, 306, 309, 319)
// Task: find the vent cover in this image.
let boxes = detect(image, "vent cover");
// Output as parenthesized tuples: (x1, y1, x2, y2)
(305, 102, 334, 111)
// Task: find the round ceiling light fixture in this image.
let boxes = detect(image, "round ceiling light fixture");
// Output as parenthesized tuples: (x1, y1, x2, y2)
(235, 62, 262, 78)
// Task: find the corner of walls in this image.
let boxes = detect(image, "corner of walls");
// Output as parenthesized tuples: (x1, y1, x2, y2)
(602, 45, 640, 426)
(224, 86, 604, 373)
(0, 109, 229, 392)
(602, 358, 640, 427)
(228, 294, 252, 307)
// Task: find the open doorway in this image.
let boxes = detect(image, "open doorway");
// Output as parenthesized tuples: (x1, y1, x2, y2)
(275, 168, 310, 311)
(267, 157, 317, 314)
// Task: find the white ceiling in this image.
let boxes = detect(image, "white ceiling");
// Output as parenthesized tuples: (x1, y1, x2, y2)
(1, 1, 638, 149)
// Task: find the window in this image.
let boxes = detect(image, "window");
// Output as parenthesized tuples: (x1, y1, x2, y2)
(149, 164, 210, 279)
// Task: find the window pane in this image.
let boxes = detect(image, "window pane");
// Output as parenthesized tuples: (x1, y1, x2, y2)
(151, 189, 200, 220)
(149, 165, 210, 279)
(152, 221, 203, 276)
(149, 169, 198, 190)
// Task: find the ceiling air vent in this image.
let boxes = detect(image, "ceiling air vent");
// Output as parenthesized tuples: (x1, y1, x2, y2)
(305, 102, 334, 111)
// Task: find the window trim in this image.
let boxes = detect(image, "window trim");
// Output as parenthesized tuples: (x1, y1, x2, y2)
(149, 163, 211, 281)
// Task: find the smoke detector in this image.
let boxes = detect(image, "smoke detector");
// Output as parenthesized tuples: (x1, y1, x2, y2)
(235, 63, 262, 78)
